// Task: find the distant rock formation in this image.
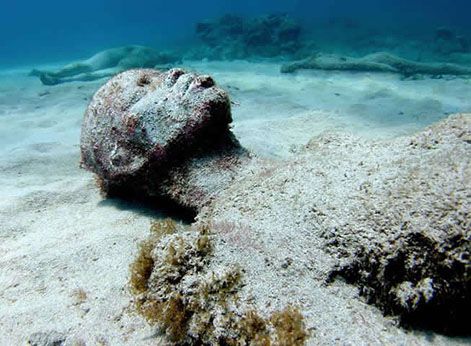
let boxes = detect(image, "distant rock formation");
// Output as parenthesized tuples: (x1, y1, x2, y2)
(80, 68, 248, 212)
(281, 52, 471, 77)
(30, 46, 180, 85)
(189, 14, 303, 60)
(434, 27, 470, 55)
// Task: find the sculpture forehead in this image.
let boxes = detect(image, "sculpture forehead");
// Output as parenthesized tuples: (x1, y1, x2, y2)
(90, 68, 222, 119)
(131, 71, 225, 145)
(80, 68, 231, 179)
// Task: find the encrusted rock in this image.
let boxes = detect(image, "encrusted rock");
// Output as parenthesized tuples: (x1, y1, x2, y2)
(82, 66, 470, 341)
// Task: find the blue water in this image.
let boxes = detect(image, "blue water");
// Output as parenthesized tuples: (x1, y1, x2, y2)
(1, 0, 470, 68)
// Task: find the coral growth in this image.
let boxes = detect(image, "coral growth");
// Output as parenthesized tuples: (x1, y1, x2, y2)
(270, 306, 309, 346)
(150, 218, 178, 236)
(130, 221, 308, 345)
(130, 218, 178, 294)
(130, 239, 158, 295)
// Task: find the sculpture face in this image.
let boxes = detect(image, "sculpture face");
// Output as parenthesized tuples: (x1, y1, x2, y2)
(80, 68, 232, 182)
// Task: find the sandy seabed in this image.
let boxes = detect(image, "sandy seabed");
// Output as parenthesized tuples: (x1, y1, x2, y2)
(0, 61, 470, 345)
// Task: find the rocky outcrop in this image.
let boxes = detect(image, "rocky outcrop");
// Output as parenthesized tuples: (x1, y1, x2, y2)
(27, 331, 67, 346)
(130, 221, 308, 345)
(80, 68, 248, 212)
(190, 14, 303, 60)
(326, 115, 470, 333)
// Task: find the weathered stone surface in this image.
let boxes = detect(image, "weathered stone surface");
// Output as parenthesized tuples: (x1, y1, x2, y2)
(329, 114, 471, 334)
(80, 68, 246, 211)
(196, 114, 470, 336)
(81, 66, 470, 339)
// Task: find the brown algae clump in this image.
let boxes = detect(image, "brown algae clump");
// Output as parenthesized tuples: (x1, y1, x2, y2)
(130, 218, 178, 295)
(270, 306, 309, 346)
(150, 218, 177, 236)
(129, 222, 309, 345)
(129, 239, 157, 295)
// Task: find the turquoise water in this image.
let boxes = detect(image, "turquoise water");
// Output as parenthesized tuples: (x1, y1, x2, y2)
(1, 0, 470, 67)
(1, 0, 470, 147)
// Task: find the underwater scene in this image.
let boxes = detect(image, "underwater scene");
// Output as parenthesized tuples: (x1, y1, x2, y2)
(0, 0, 470, 344)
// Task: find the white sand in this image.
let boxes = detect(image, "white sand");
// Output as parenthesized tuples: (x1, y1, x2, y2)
(0, 72, 159, 344)
(186, 60, 471, 157)
(0, 61, 470, 344)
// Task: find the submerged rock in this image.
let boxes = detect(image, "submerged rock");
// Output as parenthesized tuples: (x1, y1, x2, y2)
(434, 27, 470, 54)
(321, 115, 471, 334)
(130, 221, 309, 345)
(80, 68, 247, 211)
(190, 14, 303, 60)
